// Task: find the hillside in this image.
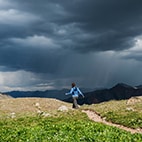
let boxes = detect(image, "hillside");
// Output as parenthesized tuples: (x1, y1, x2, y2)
(0, 93, 13, 100)
(4, 88, 93, 100)
(83, 96, 142, 130)
(0, 97, 72, 118)
(4, 83, 142, 105)
(65, 83, 142, 105)
(4, 89, 70, 100)
(0, 97, 142, 141)
(0, 96, 141, 131)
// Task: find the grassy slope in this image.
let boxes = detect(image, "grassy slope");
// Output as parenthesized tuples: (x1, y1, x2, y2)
(82, 97, 142, 129)
(0, 111, 142, 142)
(0, 97, 142, 141)
(0, 98, 72, 117)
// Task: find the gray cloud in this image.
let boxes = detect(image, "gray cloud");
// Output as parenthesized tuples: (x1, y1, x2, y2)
(0, 0, 142, 91)
(0, 44, 66, 73)
(1, 0, 142, 51)
(60, 0, 142, 52)
(124, 52, 142, 62)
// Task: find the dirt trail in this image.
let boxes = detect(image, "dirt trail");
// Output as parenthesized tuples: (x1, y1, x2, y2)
(82, 110, 142, 134)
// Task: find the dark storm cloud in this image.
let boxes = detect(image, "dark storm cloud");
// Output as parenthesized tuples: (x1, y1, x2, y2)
(1, 0, 142, 49)
(0, 0, 142, 91)
(6, 0, 142, 51)
(59, 0, 142, 52)
(0, 1, 141, 58)
(124, 52, 142, 62)
(0, 43, 65, 73)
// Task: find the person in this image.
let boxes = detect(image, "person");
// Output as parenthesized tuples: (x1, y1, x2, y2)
(65, 83, 84, 109)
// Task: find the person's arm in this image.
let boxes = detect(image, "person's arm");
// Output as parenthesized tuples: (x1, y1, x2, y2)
(65, 88, 73, 95)
(77, 88, 84, 97)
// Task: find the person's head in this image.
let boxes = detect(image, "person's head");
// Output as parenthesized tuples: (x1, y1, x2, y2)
(72, 82, 76, 88)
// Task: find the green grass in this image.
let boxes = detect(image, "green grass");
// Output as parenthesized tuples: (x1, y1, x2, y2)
(0, 111, 142, 142)
(82, 99, 142, 129)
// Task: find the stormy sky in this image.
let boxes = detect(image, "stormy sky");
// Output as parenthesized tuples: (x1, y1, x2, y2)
(0, 0, 142, 91)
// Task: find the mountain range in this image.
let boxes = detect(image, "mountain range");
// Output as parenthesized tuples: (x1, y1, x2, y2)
(64, 83, 142, 105)
(3, 88, 93, 100)
(3, 83, 142, 105)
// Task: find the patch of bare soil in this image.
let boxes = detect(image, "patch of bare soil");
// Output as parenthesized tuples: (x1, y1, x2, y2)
(82, 110, 142, 134)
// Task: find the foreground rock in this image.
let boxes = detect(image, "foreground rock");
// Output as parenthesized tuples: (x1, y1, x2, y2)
(58, 105, 69, 112)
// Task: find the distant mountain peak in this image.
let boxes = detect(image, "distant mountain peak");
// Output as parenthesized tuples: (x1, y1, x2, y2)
(111, 83, 134, 89)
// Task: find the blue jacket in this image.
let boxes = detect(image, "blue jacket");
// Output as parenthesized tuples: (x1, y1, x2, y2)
(65, 87, 84, 98)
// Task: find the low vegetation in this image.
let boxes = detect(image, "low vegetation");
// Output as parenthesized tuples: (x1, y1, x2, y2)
(83, 97, 142, 129)
(0, 111, 142, 142)
(0, 97, 142, 141)
(0, 98, 72, 118)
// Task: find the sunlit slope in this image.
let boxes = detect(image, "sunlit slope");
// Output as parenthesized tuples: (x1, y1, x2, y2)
(83, 96, 142, 129)
(0, 98, 72, 117)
